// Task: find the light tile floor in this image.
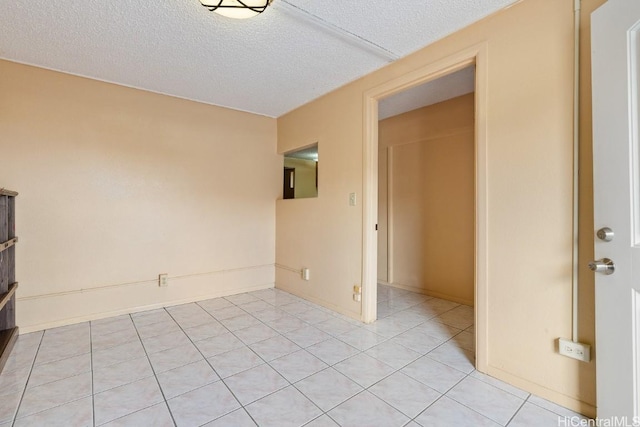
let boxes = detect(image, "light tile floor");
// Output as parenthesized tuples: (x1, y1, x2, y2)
(0, 285, 589, 426)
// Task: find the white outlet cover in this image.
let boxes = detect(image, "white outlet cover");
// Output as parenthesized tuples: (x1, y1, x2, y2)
(558, 338, 591, 362)
(159, 274, 169, 287)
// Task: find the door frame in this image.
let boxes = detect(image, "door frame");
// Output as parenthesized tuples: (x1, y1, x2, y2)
(361, 43, 489, 371)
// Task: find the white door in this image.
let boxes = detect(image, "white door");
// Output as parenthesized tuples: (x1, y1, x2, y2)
(592, 0, 640, 418)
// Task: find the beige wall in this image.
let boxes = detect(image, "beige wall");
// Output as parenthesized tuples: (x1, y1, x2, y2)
(277, 0, 601, 416)
(0, 60, 281, 332)
(283, 158, 318, 199)
(378, 94, 474, 305)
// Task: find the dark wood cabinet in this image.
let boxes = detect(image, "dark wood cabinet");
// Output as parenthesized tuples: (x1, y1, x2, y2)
(0, 188, 19, 373)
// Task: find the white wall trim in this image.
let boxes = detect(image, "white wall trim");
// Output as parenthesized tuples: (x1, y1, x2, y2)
(18, 264, 276, 333)
(20, 282, 275, 334)
(484, 365, 596, 417)
(17, 264, 275, 302)
(385, 281, 474, 307)
(275, 266, 362, 322)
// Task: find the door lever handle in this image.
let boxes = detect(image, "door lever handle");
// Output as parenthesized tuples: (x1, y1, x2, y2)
(588, 258, 615, 275)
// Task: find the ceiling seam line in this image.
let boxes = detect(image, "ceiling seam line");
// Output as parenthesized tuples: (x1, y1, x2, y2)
(276, 0, 399, 62)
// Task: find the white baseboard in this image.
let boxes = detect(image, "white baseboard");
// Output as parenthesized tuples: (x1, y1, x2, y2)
(483, 365, 596, 418)
(18, 264, 275, 333)
(386, 281, 474, 306)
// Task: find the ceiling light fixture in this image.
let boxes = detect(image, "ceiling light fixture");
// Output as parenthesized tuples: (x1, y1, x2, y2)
(200, 0, 273, 19)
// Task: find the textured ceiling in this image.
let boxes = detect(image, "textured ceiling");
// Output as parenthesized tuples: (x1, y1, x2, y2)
(0, 0, 517, 117)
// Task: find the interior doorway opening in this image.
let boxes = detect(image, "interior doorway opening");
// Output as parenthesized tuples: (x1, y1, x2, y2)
(377, 66, 475, 308)
(375, 66, 476, 366)
(361, 45, 489, 372)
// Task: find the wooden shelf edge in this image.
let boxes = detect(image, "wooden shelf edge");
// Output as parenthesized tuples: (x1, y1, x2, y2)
(0, 327, 19, 374)
(0, 237, 17, 255)
(0, 189, 18, 197)
(0, 283, 18, 313)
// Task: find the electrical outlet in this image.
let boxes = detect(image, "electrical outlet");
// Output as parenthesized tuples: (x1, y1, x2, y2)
(353, 285, 362, 302)
(159, 273, 169, 287)
(558, 338, 591, 362)
(349, 192, 357, 206)
(301, 268, 310, 281)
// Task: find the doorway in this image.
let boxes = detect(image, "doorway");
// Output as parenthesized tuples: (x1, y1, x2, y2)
(377, 67, 475, 308)
(361, 44, 489, 371)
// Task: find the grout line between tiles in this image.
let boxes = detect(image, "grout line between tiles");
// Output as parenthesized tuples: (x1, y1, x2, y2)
(89, 321, 95, 427)
(191, 290, 368, 422)
(10, 396, 92, 425)
(164, 299, 261, 425)
(407, 374, 474, 426)
(173, 293, 326, 421)
(1, 286, 569, 427)
(10, 331, 44, 426)
(288, 365, 362, 413)
(409, 393, 448, 426)
(504, 395, 531, 426)
(441, 370, 525, 427)
(129, 311, 178, 427)
(525, 395, 588, 420)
